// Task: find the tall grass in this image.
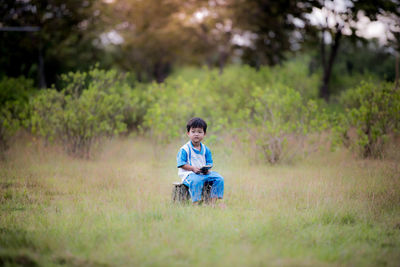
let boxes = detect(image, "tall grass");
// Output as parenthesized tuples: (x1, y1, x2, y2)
(1, 136, 399, 266)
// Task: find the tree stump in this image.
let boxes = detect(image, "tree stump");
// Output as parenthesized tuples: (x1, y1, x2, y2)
(171, 182, 190, 203)
(172, 181, 213, 204)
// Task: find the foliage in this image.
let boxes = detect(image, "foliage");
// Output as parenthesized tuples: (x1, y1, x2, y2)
(30, 89, 64, 144)
(142, 78, 212, 143)
(262, 56, 321, 100)
(2, 0, 398, 91)
(338, 81, 400, 158)
(231, 0, 319, 66)
(0, 0, 102, 86)
(304, 0, 400, 100)
(172, 57, 320, 100)
(143, 64, 326, 163)
(242, 85, 328, 163)
(308, 38, 393, 96)
(0, 77, 34, 155)
(30, 68, 142, 158)
(8, 61, 400, 164)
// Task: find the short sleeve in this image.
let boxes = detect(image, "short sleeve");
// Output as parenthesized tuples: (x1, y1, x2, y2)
(177, 148, 188, 168)
(205, 146, 213, 166)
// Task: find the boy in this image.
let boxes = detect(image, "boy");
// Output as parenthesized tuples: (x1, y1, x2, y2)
(177, 117, 224, 205)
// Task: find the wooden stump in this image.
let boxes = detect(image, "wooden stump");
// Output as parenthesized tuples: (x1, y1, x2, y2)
(172, 181, 212, 204)
(171, 182, 190, 203)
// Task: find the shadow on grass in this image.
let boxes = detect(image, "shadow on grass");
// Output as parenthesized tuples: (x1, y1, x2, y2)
(0, 250, 39, 267)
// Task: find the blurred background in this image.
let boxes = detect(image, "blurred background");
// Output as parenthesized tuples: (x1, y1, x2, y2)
(0, 0, 399, 161)
(1, 0, 399, 94)
(1, 2, 400, 266)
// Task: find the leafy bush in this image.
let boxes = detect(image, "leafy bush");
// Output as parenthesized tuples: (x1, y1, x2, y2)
(171, 57, 320, 100)
(15, 61, 324, 162)
(0, 77, 35, 154)
(338, 81, 400, 158)
(30, 89, 64, 143)
(142, 78, 213, 143)
(143, 67, 327, 163)
(240, 84, 328, 163)
(264, 56, 320, 100)
(30, 68, 141, 158)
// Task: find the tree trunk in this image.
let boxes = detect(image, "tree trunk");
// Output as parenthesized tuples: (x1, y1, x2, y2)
(38, 38, 47, 88)
(395, 52, 399, 89)
(153, 61, 171, 83)
(319, 27, 342, 101)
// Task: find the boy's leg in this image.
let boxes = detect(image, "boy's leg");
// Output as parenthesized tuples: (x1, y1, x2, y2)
(206, 172, 224, 199)
(183, 173, 207, 203)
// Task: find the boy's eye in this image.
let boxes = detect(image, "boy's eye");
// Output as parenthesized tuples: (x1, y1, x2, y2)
(190, 128, 203, 134)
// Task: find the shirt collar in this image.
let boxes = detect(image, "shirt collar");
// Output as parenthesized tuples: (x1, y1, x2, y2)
(189, 141, 203, 154)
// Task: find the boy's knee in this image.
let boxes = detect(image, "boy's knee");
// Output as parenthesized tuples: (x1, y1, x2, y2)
(192, 178, 205, 187)
(213, 176, 224, 186)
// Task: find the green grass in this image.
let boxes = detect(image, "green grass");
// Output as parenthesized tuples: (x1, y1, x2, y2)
(1, 137, 399, 266)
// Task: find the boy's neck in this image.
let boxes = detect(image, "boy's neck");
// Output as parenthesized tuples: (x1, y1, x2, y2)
(191, 141, 201, 149)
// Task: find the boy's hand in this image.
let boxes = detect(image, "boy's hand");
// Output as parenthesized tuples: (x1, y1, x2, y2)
(191, 166, 201, 174)
(201, 169, 209, 175)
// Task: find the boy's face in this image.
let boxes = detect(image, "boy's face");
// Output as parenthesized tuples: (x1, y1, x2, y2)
(187, 127, 205, 145)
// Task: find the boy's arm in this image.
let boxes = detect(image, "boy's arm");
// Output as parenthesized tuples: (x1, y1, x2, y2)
(181, 164, 201, 174)
(201, 146, 213, 174)
(177, 148, 200, 174)
(205, 147, 213, 166)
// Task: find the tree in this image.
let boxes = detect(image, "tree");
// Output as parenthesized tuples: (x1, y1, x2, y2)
(0, 77, 34, 155)
(101, 0, 237, 81)
(229, 0, 319, 68)
(305, 0, 400, 100)
(0, 0, 103, 87)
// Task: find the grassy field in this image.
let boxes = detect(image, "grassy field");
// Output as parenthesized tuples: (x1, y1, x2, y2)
(1, 136, 399, 266)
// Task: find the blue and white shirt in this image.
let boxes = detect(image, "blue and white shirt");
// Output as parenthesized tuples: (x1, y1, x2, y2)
(177, 141, 213, 181)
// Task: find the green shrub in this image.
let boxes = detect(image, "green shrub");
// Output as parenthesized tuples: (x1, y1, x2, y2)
(242, 84, 328, 163)
(142, 78, 211, 143)
(171, 56, 320, 101)
(143, 68, 327, 163)
(0, 77, 35, 154)
(264, 56, 320, 100)
(338, 81, 400, 158)
(30, 89, 64, 143)
(30, 68, 141, 158)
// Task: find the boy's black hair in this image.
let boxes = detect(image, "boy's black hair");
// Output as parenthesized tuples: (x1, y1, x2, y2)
(186, 117, 207, 133)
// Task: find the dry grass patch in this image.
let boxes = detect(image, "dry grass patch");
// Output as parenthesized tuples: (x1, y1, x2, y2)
(0, 136, 399, 266)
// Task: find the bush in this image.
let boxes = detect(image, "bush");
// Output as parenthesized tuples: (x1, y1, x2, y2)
(142, 78, 213, 143)
(143, 67, 327, 163)
(30, 89, 64, 143)
(171, 56, 320, 101)
(338, 81, 400, 158)
(0, 77, 35, 155)
(30, 68, 141, 158)
(241, 84, 328, 163)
